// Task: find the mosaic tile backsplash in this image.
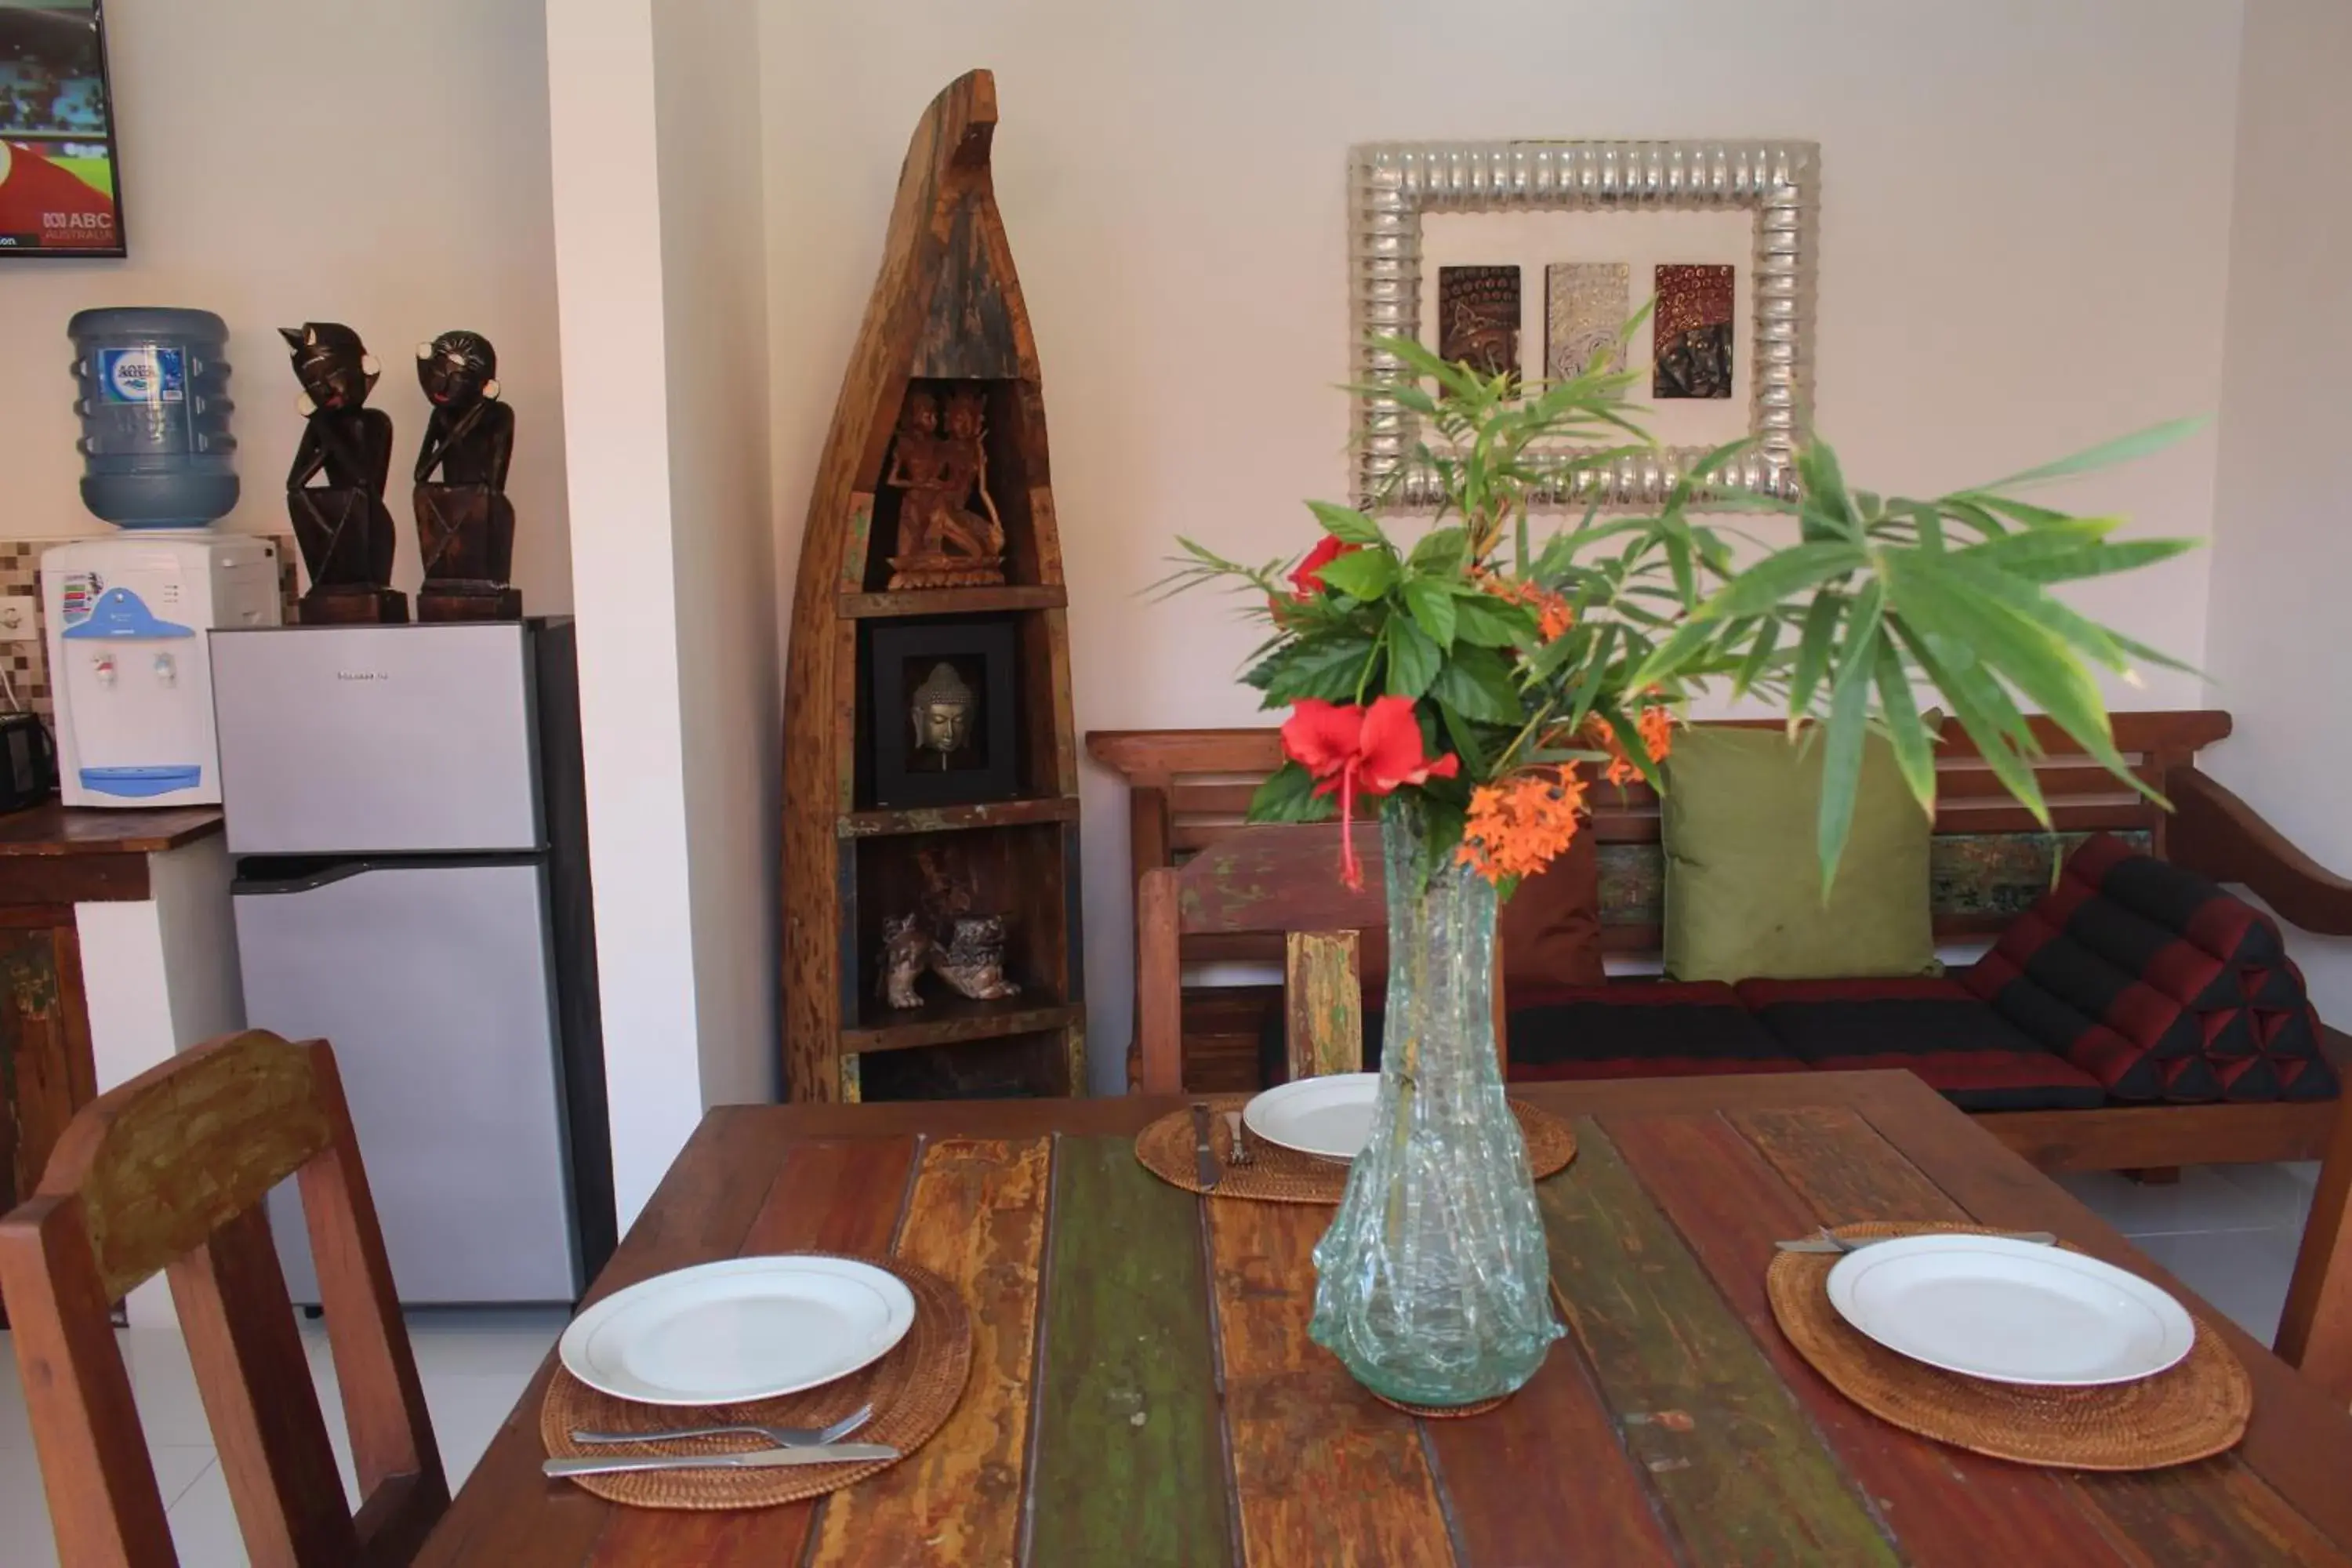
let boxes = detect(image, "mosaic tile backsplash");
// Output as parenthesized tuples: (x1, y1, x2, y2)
(0, 536, 300, 720)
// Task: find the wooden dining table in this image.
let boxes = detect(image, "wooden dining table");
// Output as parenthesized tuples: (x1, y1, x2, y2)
(415, 1069, 2352, 1566)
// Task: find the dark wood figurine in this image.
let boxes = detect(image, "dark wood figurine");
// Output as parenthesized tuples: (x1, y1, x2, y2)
(884, 384, 1007, 590)
(412, 330, 522, 622)
(281, 323, 407, 624)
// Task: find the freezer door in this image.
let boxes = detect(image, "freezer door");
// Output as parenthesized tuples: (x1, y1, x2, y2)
(212, 622, 542, 855)
(237, 858, 580, 1305)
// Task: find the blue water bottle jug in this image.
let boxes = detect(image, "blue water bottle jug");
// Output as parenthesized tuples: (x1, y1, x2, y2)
(67, 307, 239, 528)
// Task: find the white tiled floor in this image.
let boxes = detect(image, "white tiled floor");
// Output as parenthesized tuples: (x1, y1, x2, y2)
(0, 1307, 566, 1568)
(0, 1164, 2327, 1565)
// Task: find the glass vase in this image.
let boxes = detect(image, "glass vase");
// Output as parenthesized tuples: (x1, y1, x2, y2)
(1307, 796, 1564, 1406)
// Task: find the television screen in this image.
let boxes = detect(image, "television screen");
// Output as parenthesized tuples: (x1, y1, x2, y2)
(0, 0, 122, 256)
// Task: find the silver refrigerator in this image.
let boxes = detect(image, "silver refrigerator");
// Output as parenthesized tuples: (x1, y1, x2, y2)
(211, 619, 614, 1305)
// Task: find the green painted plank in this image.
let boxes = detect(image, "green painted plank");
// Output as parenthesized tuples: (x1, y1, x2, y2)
(1541, 1119, 1902, 1566)
(1025, 1137, 1232, 1568)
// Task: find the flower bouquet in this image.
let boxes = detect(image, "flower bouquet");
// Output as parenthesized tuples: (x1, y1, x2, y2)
(1163, 325, 2196, 1406)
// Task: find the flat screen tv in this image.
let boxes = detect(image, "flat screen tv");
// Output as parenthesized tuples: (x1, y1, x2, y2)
(0, 0, 122, 256)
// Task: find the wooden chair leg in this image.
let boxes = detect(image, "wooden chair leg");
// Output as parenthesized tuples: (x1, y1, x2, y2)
(2278, 1098, 2352, 1398)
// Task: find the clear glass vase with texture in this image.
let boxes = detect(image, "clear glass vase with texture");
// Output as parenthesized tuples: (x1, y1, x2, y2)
(1308, 797, 1563, 1405)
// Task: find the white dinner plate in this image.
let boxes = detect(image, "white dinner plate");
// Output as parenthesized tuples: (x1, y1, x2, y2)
(1243, 1073, 1381, 1163)
(558, 1255, 916, 1406)
(1825, 1234, 2195, 1386)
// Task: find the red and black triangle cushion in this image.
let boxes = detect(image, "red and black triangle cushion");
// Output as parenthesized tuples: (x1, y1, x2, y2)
(1962, 834, 2339, 1103)
(1733, 976, 2107, 1111)
(1503, 981, 1806, 1083)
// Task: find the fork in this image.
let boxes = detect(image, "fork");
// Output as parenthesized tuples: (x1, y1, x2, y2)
(1223, 1110, 1254, 1167)
(572, 1403, 873, 1448)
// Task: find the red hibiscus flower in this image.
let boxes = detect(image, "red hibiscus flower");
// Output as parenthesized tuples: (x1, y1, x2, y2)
(1281, 696, 1461, 887)
(1287, 535, 1361, 601)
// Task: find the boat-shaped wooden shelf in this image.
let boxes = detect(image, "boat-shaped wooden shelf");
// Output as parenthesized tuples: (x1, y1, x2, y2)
(782, 68, 1085, 1104)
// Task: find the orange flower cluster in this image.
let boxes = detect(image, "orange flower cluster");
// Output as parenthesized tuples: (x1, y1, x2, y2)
(1457, 766, 1588, 884)
(1597, 703, 1677, 788)
(1475, 572, 1573, 643)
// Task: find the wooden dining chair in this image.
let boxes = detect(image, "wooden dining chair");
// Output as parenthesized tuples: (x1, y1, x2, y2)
(0, 1030, 446, 1568)
(1134, 822, 1506, 1094)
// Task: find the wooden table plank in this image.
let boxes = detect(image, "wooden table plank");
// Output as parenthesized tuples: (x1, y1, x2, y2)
(1024, 1137, 1233, 1567)
(1606, 1110, 2134, 1566)
(1417, 1229, 1682, 1568)
(1206, 1197, 1454, 1567)
(1734, 1101, 2352, 1566)
(412, 1109, 805, 1568)
(1541, 1119, 1901, 1566)
(583, 1136, 920, 1567)
(809, 1137, 1051, 1568)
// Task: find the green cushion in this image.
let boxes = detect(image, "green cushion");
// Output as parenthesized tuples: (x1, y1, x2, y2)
(1660, 725, 1936, 983)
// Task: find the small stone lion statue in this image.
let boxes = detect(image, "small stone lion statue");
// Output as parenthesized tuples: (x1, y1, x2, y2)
(877, 913, 934, 1009)
(931, 915, 1022, 1001)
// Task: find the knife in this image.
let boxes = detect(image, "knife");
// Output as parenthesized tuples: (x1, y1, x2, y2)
(1190, 1101, 1222, 1192)
(1775, 1229, 2057, 1254)
(544, 1443, 899, 1479)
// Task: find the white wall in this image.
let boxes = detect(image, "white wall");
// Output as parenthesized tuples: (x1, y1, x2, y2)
(760, 0, 2245, 1090)
(2205, 0, 2352, 1020)
(653, 0, 779, 1112)
(544, 0, 777, 1221)
(0, 0, 573, 612)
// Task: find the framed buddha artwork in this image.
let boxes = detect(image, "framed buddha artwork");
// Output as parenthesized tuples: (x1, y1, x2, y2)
(866, 619, 1020, 808)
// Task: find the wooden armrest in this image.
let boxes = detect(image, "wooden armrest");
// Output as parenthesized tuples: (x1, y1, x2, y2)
(2165, 764, 2352, 935)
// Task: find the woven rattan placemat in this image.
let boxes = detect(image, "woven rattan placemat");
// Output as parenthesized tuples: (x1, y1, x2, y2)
(1767, 1222, 2251, 1471)
(1136, 1094, 1575, 1203)
(540, 1255, 971, 1510)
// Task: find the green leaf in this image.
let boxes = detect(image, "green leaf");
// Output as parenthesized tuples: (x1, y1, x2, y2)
(1306, 500, 1389, 546)
(1815, 646, 1872, 895)
(1247, 760, 1334, 824)
(1891, 622, 2050, 825)
(1386, 615, 1442, 698)
(1788, 593, 1846, 717)
(1430, 644, 1521, 724)
(1316, 547, 1397, 601)
(1732, 613, 1785, 697)
(1248, 635, 1377, 705)
(1402, 576, 1459, 649)
(1976, 417, 2205, 491)
(1438, 701, 1490, 777)
(1450, 592, 1534, 648)
(1689, 540, 1866, 624)
(1408, 527, 1468, 574)
(1872, 640, 1937, 816)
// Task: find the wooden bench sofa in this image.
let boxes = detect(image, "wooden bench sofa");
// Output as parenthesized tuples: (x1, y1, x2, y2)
(1087, 710, 2352, 1174)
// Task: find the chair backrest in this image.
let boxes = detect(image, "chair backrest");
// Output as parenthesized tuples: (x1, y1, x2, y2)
(1135, 822, 1504, 1094)
(0, 1031, 446, 1568)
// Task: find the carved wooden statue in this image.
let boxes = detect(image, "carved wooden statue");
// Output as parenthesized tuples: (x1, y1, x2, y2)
(281, 322, 406, 624)
(412, 330, 522, 621)
(884, 385, 1006, 590)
